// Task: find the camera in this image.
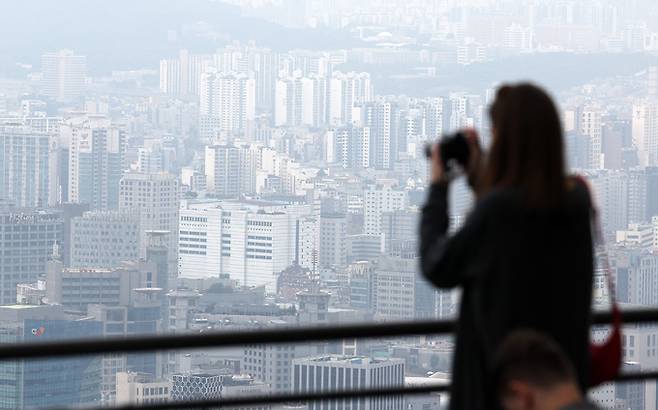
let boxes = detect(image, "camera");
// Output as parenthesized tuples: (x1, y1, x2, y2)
(424, 131, 470, 169)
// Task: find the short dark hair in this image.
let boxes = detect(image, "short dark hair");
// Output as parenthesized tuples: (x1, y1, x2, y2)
(494, 329, 576, 393)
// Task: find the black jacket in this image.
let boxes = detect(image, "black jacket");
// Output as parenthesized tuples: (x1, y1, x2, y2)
(420, 182, 594, 409)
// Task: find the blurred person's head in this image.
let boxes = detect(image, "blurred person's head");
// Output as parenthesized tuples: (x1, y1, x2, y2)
(480, 83, 566, 207)
(494, 330, 584, 410)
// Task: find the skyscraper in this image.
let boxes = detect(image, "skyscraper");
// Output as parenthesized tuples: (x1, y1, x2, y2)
(0, 125, 59, 208)
(205, 145, 241, 198)
(580, 107, 603, 170)
(632, 101, 658, 167)
(361, 101, 399, 170)
(275, 74, 327, 128)
(119, 172, 180, 282)
(41, 50, 87, 102)
(0, 208, 62, 305)
(319, 213, 347, 268)
(63, 116, 126, 210)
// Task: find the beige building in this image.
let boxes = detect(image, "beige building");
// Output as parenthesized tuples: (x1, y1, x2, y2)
(119, 172, 179, 282)
(116, 372, 171, 406)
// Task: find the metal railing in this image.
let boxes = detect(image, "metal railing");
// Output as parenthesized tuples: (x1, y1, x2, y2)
(11, 308, 658, 410)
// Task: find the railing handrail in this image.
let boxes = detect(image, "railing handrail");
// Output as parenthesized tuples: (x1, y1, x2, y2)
(1, 307, 656, 361)
(51, 371, 658, 410)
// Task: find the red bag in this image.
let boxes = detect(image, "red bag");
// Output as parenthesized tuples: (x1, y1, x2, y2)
(589, 302, 622, 386)
(575, 175, 622, 386)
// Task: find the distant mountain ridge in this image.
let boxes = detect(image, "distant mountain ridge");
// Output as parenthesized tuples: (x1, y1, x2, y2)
(0, 0, 361, 76)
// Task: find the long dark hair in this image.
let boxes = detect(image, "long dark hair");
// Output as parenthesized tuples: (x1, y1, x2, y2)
(479, 83, 567, 208)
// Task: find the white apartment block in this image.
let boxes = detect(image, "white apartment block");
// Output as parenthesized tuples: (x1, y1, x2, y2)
(199, 71, 255, 139)
(632, 101, 658, 167)
(363, 185, 407, 236)
(159, 49, 213, 97)
(328, 71, 373, 126)
(580, 107, 603, 170)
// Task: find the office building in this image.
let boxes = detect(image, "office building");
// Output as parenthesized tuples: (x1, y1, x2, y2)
(166, 288, 200, 334)
(0, 305, 102, 409)
(70, 209, 140, 268)
(46, 262, 152, 312)
(0, 125, 59, 207)
(243, 343, 298, 393)
(63, 116, 126, 210)
(205, 145, 241, 198)
(166, 288, 201, 374)
(57, 203, 90, 267)
(616, 249, 658, 306)
(0, 208, 62, 305)
(372, 257, 417, 321)
(347, 261, 375, 310)
(319, 213, 347, 268)
(178, 200, 315, 291)
(88, 288, 164, 400)
(119, 172, 180, 281)
(41, 49, 87, 102)
(220, 375, 269, 408)
(116, 372, 171, 406)
(292, 355, 404, 410)
(590, 169, 652, 236)
(381, 209, 419, 254)
(346, 234, 381, 263)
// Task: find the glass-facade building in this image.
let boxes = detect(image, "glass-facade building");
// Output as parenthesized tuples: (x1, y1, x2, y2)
(0, 315, 102, 409)
(0, 209, 62, 305)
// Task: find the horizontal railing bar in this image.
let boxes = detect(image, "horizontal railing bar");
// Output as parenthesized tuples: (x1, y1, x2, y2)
(1, 308, 657, 362)
(591, 308, 658, 326)
(0, 319, 454, 361)
(53, 384, 450, 410)
(51, 370, 658, 410)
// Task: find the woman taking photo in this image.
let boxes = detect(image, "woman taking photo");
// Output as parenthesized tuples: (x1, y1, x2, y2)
(421, 83, 594, 409)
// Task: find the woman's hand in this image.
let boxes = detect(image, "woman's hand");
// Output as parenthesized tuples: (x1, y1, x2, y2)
(464, 128, 483, 190)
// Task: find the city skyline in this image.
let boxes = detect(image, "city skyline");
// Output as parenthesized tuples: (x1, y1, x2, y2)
(1, 0, 658, 409)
